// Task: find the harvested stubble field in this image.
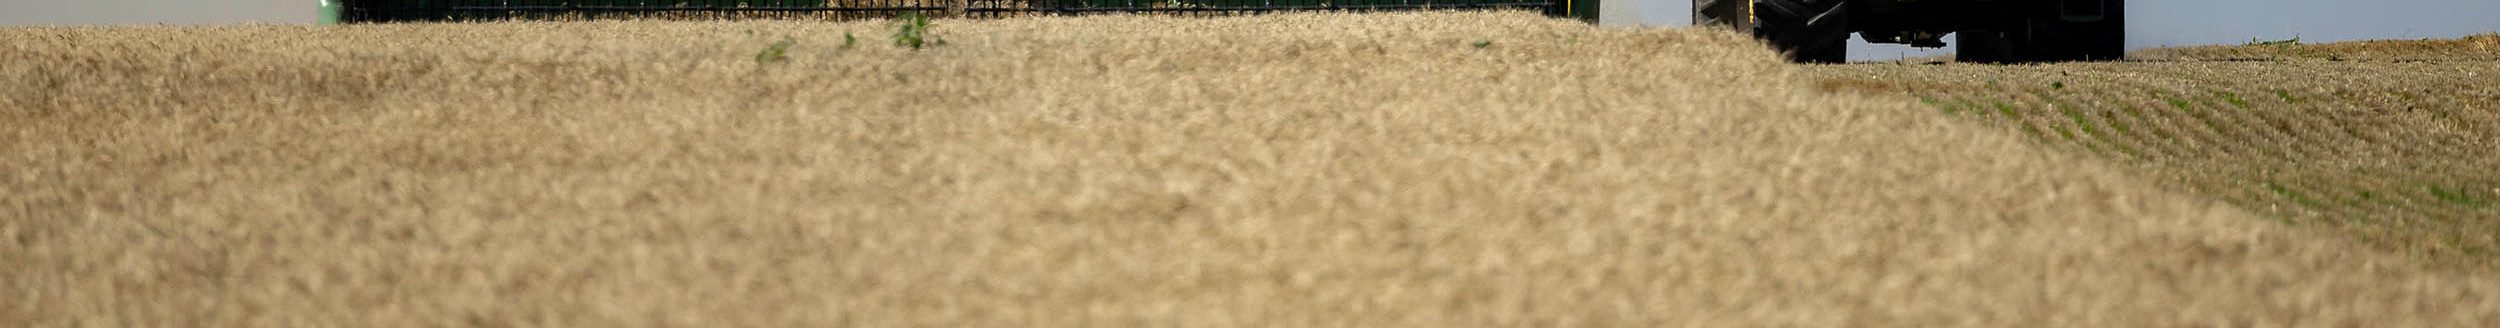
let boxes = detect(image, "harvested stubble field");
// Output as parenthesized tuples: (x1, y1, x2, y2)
(4, 12, 2498, 326)
(1814, 34, 2500, 267)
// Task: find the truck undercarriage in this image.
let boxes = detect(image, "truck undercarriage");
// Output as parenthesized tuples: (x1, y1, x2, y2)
(1698, 0, 2127, 63)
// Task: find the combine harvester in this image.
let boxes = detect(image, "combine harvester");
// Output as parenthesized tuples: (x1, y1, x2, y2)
(1696, 0, 2126, 63)
(317, 0, 1599, 23)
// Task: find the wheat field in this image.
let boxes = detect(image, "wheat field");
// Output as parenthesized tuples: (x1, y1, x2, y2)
(1815, 34, 2500, 268)
(6, 12, 2499, 326)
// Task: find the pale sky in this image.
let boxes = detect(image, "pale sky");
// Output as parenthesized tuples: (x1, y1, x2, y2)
(0, 1, 308, 26)
(8, 0, 2499, 60)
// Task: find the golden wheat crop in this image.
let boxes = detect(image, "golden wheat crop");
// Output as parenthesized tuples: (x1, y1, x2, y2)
(6, 12, 2499, 326)
(1815, 35, 2500, 268)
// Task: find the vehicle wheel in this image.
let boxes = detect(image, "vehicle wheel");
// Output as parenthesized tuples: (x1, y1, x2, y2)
(1695, 0, 1850, 63)
(1753, 0, 1851, 63)
(2021, 0, 2126, 62)
(1956, 30, 2018, 63)
(2057, 0, 2126, 61)
(1956, 0, 2124, 63)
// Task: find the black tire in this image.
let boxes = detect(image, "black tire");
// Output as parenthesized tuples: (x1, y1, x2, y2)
(1958, 0, 2125, 63)
(1956, 30, 2017, 63)
(1694, 0, 1849, 63)
(2058, 0, 2126, 61)
(1754, 0, 1851, 63)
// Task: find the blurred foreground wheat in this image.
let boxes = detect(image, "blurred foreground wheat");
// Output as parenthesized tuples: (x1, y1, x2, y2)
(5, 12, 2497, 326)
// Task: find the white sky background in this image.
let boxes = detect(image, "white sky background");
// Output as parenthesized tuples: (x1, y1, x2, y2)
(6, 0, 2500, 61)
(0, 1, 309, 26)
